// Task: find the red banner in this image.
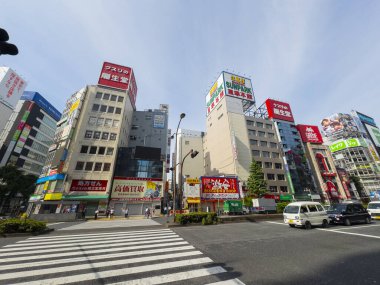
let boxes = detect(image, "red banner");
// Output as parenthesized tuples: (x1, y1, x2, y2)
(265, 99, 294, 122)
(98, 62, 132, 91)
(201, 177, 239, 199)
(70, 180, 108, 192)
(296, 125, 323, 144)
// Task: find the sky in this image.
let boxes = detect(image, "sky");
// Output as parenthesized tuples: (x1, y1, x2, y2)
(1, 0, 380, 133)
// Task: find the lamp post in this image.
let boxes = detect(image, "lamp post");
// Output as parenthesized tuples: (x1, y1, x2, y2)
(172, 113, 185, 217)
(178, 149, 199, 211)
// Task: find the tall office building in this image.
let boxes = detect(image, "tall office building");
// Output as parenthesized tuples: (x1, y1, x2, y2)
(28, 62, 137, 218)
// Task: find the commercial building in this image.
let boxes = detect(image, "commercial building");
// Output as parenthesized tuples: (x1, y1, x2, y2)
(0, 67, 27, 133)
(28, 62, 137, 219)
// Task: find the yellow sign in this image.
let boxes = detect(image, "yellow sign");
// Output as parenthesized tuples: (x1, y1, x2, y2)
(69, 99, 80, 114)
(186, 178, 200, 184)
(187, 198, 200, 204)
(43, 181, 49, 191)
(44, 193, 63, 201)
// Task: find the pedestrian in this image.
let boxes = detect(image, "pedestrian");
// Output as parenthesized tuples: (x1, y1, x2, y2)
(124, 207, 129, 219)
(106, 209, 110, 219)
(110, 208, 114, 219)
(94, 209, 99, 220)
(145, 207, 150, 218)
(82, 207, 86, 219)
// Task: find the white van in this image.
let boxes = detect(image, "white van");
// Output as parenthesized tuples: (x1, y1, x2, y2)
(283, 201, 329, 229)
(367, 201, 380, 220)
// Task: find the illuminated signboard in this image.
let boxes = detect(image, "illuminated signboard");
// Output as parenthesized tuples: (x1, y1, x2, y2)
(296, 125, 323, 144)
(265, 99, 294, 122)
(201, 176, 239, 199)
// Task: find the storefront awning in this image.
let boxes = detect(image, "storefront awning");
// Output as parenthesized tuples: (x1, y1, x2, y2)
(63, 195, 109, 200)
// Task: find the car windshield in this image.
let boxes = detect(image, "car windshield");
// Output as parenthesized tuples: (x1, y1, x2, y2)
(284, 205, 299, 214)
(368, 203, 380, 209)
(327, 204, 347, 212)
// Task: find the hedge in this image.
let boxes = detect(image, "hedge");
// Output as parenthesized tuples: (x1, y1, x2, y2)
(0, 218, 47, 234)
(175, 212, 217, 225)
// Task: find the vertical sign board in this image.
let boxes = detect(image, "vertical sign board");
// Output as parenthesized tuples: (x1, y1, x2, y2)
(265, 99, 295, 122)
(296, 125, 323, 144)
(206, 73, 225, 116)
(0, 67, 27, 107)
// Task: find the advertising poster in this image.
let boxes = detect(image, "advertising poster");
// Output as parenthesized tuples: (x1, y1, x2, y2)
(98, 62, 132, 91)
(111, 178, 162, 200)
(320, 113, 359, 138)
(296, 125, 323, 144)
(265, 99, 294, 122)
(201, 177, 239, 199)
(70, 180, 108, 191)
(184, 178, 201, 198)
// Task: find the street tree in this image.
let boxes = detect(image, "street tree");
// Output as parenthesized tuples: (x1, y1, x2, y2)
(246, 160, 267, 200)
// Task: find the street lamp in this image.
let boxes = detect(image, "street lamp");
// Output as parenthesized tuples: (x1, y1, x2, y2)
(0, 28, 18, 56)
(178, 149, 199, 211)
(172, 113, 185, 217)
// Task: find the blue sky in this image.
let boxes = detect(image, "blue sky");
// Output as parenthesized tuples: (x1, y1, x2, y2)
(1, 0, 380, 133)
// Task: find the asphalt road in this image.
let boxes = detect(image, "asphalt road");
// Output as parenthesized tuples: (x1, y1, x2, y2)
(172, 220, 380, 285)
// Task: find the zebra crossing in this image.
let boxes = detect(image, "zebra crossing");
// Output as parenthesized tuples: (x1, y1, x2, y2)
(0, 228, 245, 285)
(55, 218, 161, 230)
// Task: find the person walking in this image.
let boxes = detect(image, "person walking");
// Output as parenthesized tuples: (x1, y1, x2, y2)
(110, 208, 114, 219)
(124, 207, 129, 219)
(145, 207, 150, 218)
(94, 209, 99, 220)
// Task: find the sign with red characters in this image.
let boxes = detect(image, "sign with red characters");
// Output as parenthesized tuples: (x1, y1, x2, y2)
(265, 99, 294, 122)
(70, 180, 108, 192)
(296, 125, 324, 144)
(98, 62, 133, 91)
(201, 177, 239, 199)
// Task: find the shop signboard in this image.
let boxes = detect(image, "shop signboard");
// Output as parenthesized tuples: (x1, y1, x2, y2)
(21, 92, 61, 121)
(296, 125, 323, 144)
(329, 138, 363, 153)
(265, 99, 294, 122)
(111, 178, 162, 200)
(223, 72, 254, 103)
(44, 193, 63, 201)
(70, 180, 108, 191)
(184, 177, 201, 198)
(355, 111, 377, 127)
(0, 67, 27, 107)
(98, 62, 132, 91)
(153, 114, 165, 129)
(365, 124, 380, 148)
(201, 176, 239, 199)
(206, 73, 225, 116)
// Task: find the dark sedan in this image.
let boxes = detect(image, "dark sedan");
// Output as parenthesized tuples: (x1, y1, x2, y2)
(327, 203, 371, 226)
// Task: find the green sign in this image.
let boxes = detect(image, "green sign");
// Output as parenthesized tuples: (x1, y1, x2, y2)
(329, 138, 361, 153)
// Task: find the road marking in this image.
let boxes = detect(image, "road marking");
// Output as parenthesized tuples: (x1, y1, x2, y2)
(46, 222, 65, 226)
(0, 251, 204, 280)
(317, 228, 380, 239)
(324, 224, 380, 231)
(206, 279, 247, 285)
(0, 241, 189, 263)
(266, 221, 287, 226)
(12, 257, 214, 285)
(108, 267, 228, 285)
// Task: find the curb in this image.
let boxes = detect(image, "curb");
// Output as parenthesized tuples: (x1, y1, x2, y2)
(1, 228, 55, 238)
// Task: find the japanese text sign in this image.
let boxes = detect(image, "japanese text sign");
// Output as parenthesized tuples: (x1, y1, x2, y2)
(265, 99, 294, 122)
(201, 177, 239, 199)
(98, 62, 132, 91)
(0, 67, 27, 107)
(296, 125, 323, 144)
(70, 180, 108, 192)
(111, 178, 162, 200)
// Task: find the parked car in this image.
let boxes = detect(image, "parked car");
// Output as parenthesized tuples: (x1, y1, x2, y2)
(367, 201, 380, 220)
(327, 203, 371, 226)
(283, 201, 329, 229)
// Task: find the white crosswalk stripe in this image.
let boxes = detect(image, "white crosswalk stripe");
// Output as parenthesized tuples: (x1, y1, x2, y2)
(0, 228, 245, 285)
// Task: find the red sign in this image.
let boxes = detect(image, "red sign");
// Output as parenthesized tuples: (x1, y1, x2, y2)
(98, 62, 132, 91)
(296, 125, 323, 144)
(128, 70, 137, 109)
(265, 99, 294, 122)
(201, 177, 239, 199)
(70, 180, 108, 191)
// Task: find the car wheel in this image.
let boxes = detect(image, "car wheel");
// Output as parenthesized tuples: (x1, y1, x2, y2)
(305, 221, 312, 230)
(365, 217, 371, 224)
(322, 219, 329, 228)
(344, 218, 351, 226)
(289, 224, 295, 228)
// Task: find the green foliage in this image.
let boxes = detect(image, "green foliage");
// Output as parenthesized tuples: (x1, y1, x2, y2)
(243, 196, 253, 207)
(176, 212, 217, 225)
(201, 214, 215, 225)
(246, 160, 267, 198)
(0, 218, 47, 234)
(276, 202, 290, 213)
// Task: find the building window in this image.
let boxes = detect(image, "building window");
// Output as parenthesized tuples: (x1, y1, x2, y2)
(102, 132, 109, 140)
(270, 142, 277, 148)
(108, 106, 115, 113)
(266, 124, 272, 129)
(103, 163, 111, 171)
(106, 147, 114, 155)
(97, 118, 104, 126)
(264, 162, 272, 168)
(105, 118, 112, 127)
(110, 95, 117, 101)
(256, 122, 264, 128)
(250, 139, 258, 145)
(267, 133, 275, 138)
(118, 96, 124, 103)
(132, 125, 139, 130)
(100, 105, 107, 112)
(275, 163, 282, 169)
(115, 107, 122, 114)
(267, 174, 275, 180)
(85, 130, 93, 139)
(98, 147, 105, 155)
(280, 186, 288, 192)
(262, 151, 270, 158)
(185, 141, 190, 145)
(272, 152, 279, 158)
(92, 104, 100, 112)
(88, 116, 97, 125)
(277, 174, 285, 180)
(75, 161, 84, 170)
(110, 133, 117, 140)
(94, 162, 102, 171)
(113, 120, 120, 127)
(95, 92, 102, 99)
(269, 186, 277, 192)
(103, 93, 110, 100)
(260, 141, 268, 147)
(246, 120, 254, 126)
(248, 130, 256, 136)
(89, 146, 97, 154)
(252, 150, 260, 157)
(258, 131, 265, 137)
(85, 162, 93, 171)
(80, 145, 89, 154)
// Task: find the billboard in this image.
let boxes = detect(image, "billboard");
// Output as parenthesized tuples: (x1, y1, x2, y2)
(183, 178, 201, 198)
(98, 62, 133, 91)
(206, 71, 254, 116)
(320, 113, 359, 138)
(365, 124, 380, 148)
(355, 111, 376, 126)
(329, 138, 364, 153)
(0, 67, 27, 107)
(70, 180, 108, 191)
(201, 176, 239, 199)
(111, 178, 162, 200)
(265, 99, 294, 122)
(153, 114, 165, 128)
(21, 91, 61, 121)
(296, 125, 323, 144)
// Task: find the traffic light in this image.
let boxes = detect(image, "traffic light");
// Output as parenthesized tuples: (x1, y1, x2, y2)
(0, 28, 18, 56)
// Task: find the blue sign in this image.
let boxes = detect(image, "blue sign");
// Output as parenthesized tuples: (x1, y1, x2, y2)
(356, 111, 376, 127)
(21, 91, 62, 121)
(36, 173, 65, 184)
